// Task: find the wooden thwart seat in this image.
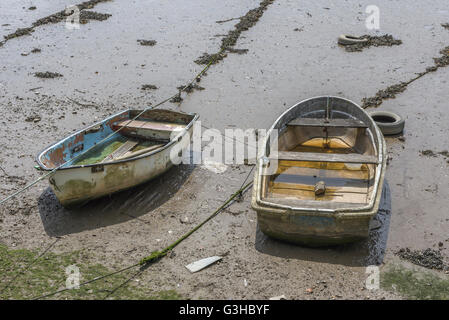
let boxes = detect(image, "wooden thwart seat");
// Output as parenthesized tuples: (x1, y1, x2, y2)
(113, 120, 186, 132)
(287, 117, 368, 128)
(270, 151, 379, 164)
(101, 140, 138, 163)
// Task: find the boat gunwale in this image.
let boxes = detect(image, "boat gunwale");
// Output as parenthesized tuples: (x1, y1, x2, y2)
(35, 109, 199, 171)
(254, 95, 386, 215)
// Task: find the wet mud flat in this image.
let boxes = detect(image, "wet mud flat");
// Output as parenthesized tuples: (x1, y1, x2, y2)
(1, 0, 449, 300)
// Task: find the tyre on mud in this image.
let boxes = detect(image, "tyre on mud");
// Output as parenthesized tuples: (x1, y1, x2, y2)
(338, 34, 368, 45)
(368, 110, 405, 135)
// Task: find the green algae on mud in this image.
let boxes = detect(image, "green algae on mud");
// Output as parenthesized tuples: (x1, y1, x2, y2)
(381, 265, 449, 300)
(0, 244, 182, 300)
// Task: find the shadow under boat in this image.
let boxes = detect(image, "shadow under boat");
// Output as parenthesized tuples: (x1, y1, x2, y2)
(38, 163, 194, 237)
(255, 181, 392, 267)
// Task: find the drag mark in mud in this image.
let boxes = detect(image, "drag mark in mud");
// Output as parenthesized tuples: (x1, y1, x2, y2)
(194, 0, 276, 65)
(362, 45, 449, 108)
(342, 34, 402, 53)
(0, 0, 112, 46)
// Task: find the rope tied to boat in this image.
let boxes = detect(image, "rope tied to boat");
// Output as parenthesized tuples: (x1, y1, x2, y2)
(30, 180, 253, 300)
(139, 180, 253, 267)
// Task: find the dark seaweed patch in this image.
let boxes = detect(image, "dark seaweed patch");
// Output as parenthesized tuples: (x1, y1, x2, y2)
(2, 0, 112, 45)
(141, 84, 158, 90)
(396, 248, 447, 270)
(342, 34, 402, 52)
(137, 40, 157, 46)
(362, 46, 449, 108)
(177, 83, 205, 93)
(194, 0, 275, 65)
(34, 72, 63, 79)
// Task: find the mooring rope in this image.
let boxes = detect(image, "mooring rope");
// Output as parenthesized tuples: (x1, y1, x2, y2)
(0, 48, 225, 206)
(32, 180, 253, 300)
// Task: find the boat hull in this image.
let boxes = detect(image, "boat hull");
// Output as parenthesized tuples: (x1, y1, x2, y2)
(49, 143, 176, 207)
(37, 109, 197, 207)
(252, 163, 384, 246)
(252, 96, 386, 246)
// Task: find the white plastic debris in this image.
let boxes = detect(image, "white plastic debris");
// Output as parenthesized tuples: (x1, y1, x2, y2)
(185, 256, 222, 273)
(269, 295, 287, 300)
(202, 160, 228, 174)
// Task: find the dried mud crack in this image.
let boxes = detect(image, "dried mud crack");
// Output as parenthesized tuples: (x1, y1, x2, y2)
(362, 46, 449, 108)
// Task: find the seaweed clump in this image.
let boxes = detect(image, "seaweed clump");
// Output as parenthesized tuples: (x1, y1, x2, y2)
(34, 72, 63, 79)
(362, 82, 408, 108)
(396, 248, 446, 270)
(177, 83, 205, 93)
(362, 46, 449, 108)
(2, 0, 112, 44)
(343, 34, 402, 52)
(194, 0, 275, 65)
(141, 84, 158, 90)
(137, 39, 157, 46)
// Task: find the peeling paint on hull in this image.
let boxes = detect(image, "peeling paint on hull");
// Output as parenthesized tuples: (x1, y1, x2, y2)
(37, 109, 198, 207)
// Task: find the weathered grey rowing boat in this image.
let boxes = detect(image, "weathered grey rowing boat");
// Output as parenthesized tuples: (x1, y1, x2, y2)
(252, 96, 386, 245)
(36, 109, 198, 207)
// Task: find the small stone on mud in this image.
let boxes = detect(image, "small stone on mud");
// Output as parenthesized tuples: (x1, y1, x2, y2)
(25, 115, 41, 123)
(306, 288, 313, 294)
(180, 216, 190, 224)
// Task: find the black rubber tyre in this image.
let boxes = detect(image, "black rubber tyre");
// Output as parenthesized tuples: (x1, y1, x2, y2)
(338, 34, 368, 45)
(368, 111, 405, 135)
